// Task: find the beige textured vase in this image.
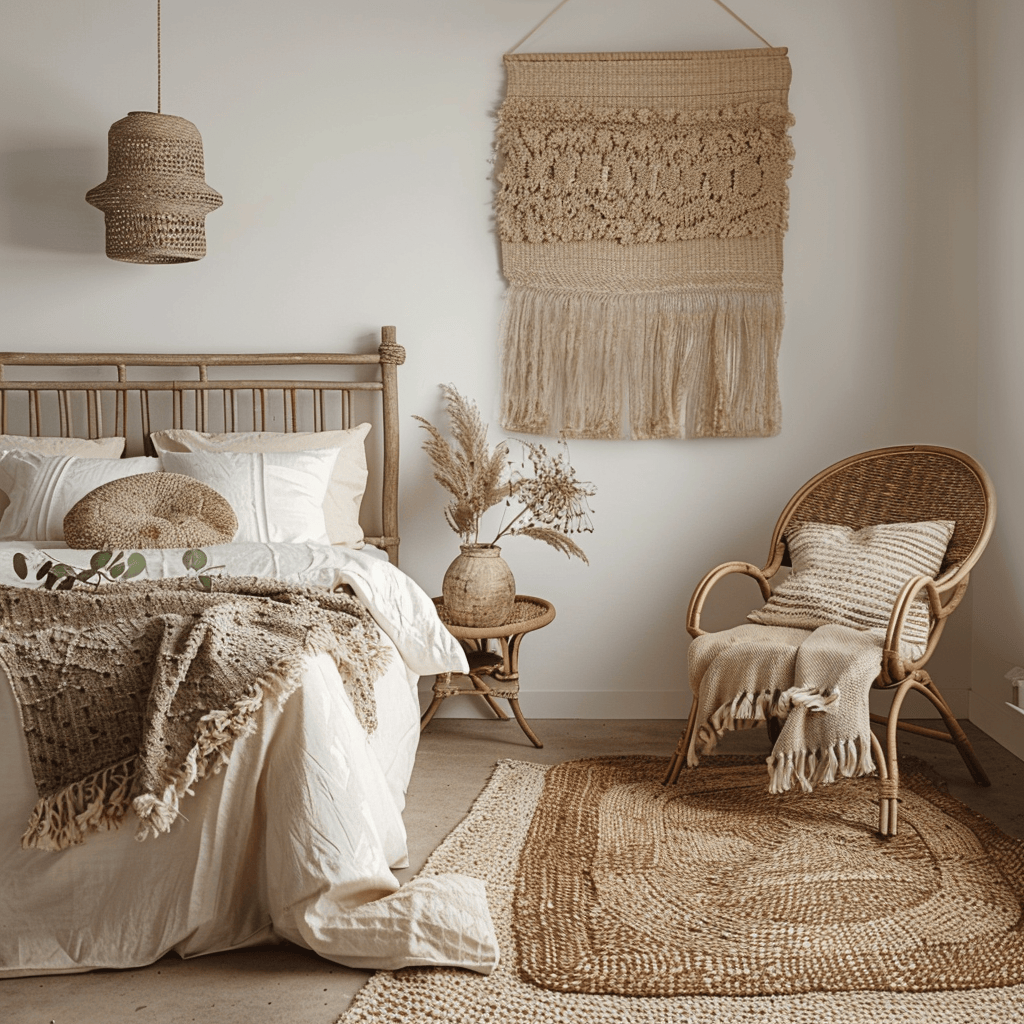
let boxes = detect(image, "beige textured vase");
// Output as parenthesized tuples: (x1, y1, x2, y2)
(442, 544, 516, 627)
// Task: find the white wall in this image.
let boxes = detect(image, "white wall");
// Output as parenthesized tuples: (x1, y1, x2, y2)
(0, 1, 981, 721)
(972, 0, 1024, 759)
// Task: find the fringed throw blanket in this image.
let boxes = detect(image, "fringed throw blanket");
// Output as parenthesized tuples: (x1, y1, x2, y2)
(496, 48, 794, 439)
(0, 576, 390, 850)
(687, 623, 883, 793)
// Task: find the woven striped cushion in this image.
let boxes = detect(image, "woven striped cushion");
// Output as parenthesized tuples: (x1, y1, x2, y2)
(747, 520, 955, 646)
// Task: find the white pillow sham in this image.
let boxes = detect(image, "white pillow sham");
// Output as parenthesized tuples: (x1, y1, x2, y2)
(150, 424, 371, 548)
(0, 451, 160, 542)
(747, 519, 955, 647)
(0, 435, 125, 521)
(158, 448, 341, 545)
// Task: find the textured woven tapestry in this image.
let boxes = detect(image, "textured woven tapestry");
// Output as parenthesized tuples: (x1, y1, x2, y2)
(495, 48, 794, 439)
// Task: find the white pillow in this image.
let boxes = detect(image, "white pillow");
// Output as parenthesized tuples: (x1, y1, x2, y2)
(158, 448, 341, 545)
(150, 425, 370, 548)
(747, 519, 955, 647)
(0, 452, 161, 542)
(0, 436, 126, 522)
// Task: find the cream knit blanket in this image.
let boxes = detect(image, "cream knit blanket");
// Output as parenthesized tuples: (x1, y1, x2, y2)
(687, 623, 885, 792)
(0, 576, 390, 850)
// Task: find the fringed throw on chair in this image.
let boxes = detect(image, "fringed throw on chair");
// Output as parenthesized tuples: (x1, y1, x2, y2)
(686, 623, 885, 793)
(496, 48, 794, 439)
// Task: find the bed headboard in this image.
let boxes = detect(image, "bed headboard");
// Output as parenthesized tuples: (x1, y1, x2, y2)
(0, 326, 405, 566)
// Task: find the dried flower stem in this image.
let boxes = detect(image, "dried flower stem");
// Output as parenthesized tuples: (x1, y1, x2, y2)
(416, 386, 596, 563)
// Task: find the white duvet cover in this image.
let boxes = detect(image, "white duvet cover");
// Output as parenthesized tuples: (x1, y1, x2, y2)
(0, 542, 497, 978)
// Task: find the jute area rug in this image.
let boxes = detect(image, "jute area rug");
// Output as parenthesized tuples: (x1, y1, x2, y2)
(337, 757, 1024, 1024)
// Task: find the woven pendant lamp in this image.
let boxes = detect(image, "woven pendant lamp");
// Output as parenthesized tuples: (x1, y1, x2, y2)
(86, 2, 222, 264)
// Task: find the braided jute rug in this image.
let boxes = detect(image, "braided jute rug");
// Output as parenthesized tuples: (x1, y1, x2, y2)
(337, 757, 1024, 1024)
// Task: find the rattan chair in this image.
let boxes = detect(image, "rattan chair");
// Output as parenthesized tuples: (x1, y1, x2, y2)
(664, 445, 996, 836)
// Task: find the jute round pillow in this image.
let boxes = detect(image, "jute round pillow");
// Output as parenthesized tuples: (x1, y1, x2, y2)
(63, 472, 238, 549)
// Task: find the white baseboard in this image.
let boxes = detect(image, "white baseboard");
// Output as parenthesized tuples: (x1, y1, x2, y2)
(418, 685, 689, 720)
(418, 685, 964, 720)
(968, 689, 1024, 762)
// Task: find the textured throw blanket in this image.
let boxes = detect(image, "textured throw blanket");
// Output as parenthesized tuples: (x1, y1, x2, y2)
(0, 576, 390, 850)
(687, 623, 884, 793)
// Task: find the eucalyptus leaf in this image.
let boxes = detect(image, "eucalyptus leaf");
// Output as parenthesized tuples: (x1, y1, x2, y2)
(50, 565, 69, 579)
(35, 560, 53, 581)
(56, 576, 74, 591)
(199, 575, 212, 592)
(182, 549, 208, 572)
(109, 563, 125, 579)
(90, 551, 113, 570)
(123, 553, 146, 580)
(13, 552, 28, 580)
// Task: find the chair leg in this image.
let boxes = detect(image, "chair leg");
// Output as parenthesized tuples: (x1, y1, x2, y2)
(944, 717, 991, 786)
(507, 697, 543, 749)
(870, 730, 897, 837)
(923, 677, 991, 786)
(885, 671, 991, 787)
(871, 670, 991, 837)
(420, 695, 444, 731)
(664, 693, 700, 785)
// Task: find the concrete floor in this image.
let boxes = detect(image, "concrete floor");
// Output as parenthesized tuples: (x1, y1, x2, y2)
(2, 718, 1022, 1024)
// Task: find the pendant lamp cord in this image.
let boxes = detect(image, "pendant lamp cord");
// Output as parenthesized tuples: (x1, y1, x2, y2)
(506, 0, 774, 55)
(156, 0, 162, 113)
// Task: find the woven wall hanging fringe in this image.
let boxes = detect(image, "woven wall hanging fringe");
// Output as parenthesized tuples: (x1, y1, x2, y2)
(495, 48, 794, 439)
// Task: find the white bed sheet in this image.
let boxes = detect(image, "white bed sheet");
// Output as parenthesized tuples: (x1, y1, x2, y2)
(0, 542, 494, 978)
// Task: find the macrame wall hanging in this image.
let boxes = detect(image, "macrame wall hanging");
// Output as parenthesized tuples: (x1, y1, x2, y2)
(495, 1, 794, 439)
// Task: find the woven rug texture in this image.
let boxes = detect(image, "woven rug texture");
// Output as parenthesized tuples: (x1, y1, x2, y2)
(337, 757, 1024, 1024)
(515, 756, 1024, 996)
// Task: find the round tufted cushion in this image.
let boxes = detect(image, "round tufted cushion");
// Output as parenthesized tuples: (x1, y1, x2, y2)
(63, 472, 238, 549)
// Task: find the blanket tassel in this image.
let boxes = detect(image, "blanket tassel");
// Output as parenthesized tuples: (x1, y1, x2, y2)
(687, 686, 876, 796)
(21, 757, 135, 851)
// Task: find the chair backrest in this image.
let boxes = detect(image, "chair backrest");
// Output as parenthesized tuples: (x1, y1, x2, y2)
(767, 445, 996, 583)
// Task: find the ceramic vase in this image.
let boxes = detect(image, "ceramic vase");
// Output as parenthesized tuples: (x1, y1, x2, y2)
(442, 544, 516, 627)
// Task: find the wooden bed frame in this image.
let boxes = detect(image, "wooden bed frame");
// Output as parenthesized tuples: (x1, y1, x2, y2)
(0, 326, 405, 566)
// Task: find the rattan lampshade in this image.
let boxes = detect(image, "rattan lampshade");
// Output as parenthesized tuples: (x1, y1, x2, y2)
(86, 111, 223, 264)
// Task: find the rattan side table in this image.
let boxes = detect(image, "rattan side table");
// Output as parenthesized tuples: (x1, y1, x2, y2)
(421, 595, 555, 748)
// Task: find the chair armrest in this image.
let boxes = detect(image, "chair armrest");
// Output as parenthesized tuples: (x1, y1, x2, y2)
(687, 561, 773, 639)
(881, 574, 968, 683)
